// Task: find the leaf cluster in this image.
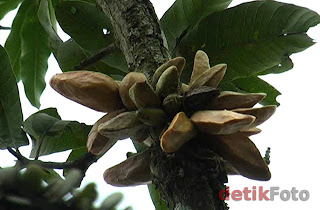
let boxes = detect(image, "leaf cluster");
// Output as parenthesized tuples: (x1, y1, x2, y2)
(0, 165, 131, 210)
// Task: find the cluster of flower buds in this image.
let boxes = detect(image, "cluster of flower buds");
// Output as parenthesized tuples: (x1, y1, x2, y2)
(50, 50, 276, 187)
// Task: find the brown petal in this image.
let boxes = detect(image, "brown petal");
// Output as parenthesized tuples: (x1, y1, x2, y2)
(188, 64, 227, 91)
(50, 71, 122, 112)
(225, 161, 239, 175)
(152, 57, 186, 87)
(181, 83, 189, 93)
(204, 64, 227, 88)
(162, 94, 184, 117)
(136, 108, 168, 127)
(161, 112, 197, 153)
(190, 50, 210, 83)
(129, 81, 161, 108)
(119, 72, 147, 110)
(104, 149, 151, 186)
(87, 109, 125, 155)
(233, 105, 276, 128)
(191, 110, 255, 135)
(155, 66, 179, 98)
(240, 127, 262, 136)
(130, 125, 150, 143)
(203, 133, 271, 181)
(207, 91, 267, 110)
(184, 86, 220, 112)
(143, 137, 153, 147)
(98, 111, 145, 140)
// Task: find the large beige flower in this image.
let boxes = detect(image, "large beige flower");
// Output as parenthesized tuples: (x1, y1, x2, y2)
(50, 50, 275, 187)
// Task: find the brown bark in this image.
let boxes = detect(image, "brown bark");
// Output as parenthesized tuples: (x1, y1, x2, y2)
(96, 0, 228, 209)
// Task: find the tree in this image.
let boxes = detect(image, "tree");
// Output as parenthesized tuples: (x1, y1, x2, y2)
(0, 0, 319, 209)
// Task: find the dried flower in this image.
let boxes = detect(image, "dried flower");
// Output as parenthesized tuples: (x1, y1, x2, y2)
(50, 50, 276, 186)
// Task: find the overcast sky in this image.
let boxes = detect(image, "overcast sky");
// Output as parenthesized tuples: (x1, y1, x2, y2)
(1, 0, 320, 209)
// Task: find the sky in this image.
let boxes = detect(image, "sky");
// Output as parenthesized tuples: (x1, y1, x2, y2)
(1, 0, 320, 209)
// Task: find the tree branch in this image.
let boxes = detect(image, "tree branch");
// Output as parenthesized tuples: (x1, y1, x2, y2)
(0, 25, 11, 30)
(74, 43, 118, 70)
(96, 0, 170, 82)
(7, 147, 97, 171)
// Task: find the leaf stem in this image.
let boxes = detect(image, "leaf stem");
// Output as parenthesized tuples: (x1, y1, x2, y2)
(0, 25, 11, 30)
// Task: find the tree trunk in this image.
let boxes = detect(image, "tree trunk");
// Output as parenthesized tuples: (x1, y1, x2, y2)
(97, 0, 228, 209)
(96, 0, 170, 82)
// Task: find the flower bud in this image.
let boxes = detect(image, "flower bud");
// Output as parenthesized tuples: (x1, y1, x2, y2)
(50, 71, 122, 112)
(119, 72, 147, 110)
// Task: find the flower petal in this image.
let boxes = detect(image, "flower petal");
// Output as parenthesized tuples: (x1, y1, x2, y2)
(184, 86, 220, 112)
(240, 127, 262, 136)
(181, 83, 189, 93)
(104, 149, 151, 187)
(190, 50, 210, 83)
(191, 110, 255, 135)
(50, 71, 122, 112)
(136, 108, 168, 127)
(225, 161, 239, 175)
(156, 66, 180, 98)
(162, 93, 184, 116)
(98, 111, 147, 140)
(129, 81, 161, 108)
(119, 72, 146, 110)
(87, 109, 125, 155)
(161, 112, 197, 153)
(203, 132, 271, 181)
(152, 57, 186, 87)
(207, 91, 266, 110)
(233, 105, 276, 128)
(188, 64, 227, 91)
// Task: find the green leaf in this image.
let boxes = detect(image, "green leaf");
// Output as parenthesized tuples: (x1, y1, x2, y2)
(66, 147, 87, 163)
(177, 1, 320, 104)
(160, 0, 232, 51)
(179, 1, 320, 81)
(73, 183, 98, 209)
(4, 0, 33, 81)
(258, 57, 294, 76)
(0, 0, 23, 20)
(20, 1, 52, 108)
(40, 168, 63, 183)
(55, 0, 110, 51)
(35, 107, 62, 120)
(148, 184, 169, 210)
(0, 46, 29, 149)
(55, 39, 127, 79)
(23, 109, 91, 158)
(63, 146, 87, 176)
(38, 0, 63, 53)
(55, 1, 128, 73)
(223, 76, 281, 106)
(132, 141, 148, 153)
(55, 39, 86, 71)
(100, 192, 124, 210)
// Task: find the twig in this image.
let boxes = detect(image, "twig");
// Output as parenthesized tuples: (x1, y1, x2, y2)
(6, 147, 97, 170)
(74, 43, 118, 70)
(0, 25, 11, 30)
(6, 147, 27, 161)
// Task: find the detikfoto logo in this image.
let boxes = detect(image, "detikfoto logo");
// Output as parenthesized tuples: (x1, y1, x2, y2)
(219, 186, 310, 201)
